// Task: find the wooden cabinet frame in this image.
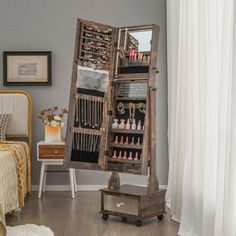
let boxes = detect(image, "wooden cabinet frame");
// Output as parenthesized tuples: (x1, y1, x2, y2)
(64, 18, 160, 192)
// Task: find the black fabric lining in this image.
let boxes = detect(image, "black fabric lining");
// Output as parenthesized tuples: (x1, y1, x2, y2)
(71, 149, 99, 163)
(77, 88, 104, 97)
(118, 65, 149, 74)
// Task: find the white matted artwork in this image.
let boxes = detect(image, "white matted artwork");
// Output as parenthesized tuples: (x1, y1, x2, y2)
(3, 52, 52, 86)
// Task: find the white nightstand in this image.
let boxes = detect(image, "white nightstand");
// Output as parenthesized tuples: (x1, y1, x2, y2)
(37, 140, 77, 199)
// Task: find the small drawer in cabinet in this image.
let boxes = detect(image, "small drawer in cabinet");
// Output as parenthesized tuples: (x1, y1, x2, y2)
(39, 145, 65, 159)
(124, 164, 141, 174)
(108, 162, 124, 172)
(103, 194, 139, 216)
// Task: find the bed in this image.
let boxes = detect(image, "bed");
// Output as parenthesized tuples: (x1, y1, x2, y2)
(0, 90, 32, 235)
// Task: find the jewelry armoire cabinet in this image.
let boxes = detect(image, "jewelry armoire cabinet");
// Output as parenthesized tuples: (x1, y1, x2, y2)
(64, 18, 166, 226)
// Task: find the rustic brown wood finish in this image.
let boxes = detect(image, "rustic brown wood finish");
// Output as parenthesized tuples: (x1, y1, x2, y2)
(64, 19, 116, 170)
(64, 19, 165, 226)
(64, 19, 158, 175)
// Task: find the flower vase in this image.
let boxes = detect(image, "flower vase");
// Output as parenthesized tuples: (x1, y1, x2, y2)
(45, 125, 61, 143)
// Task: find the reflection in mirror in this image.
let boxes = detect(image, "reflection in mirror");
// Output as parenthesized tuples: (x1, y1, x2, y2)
(129, 30, 152, 52)
(115, 28, 153, 76)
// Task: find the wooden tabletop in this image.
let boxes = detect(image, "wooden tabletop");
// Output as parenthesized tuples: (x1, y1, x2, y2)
(100, 184, 166, 196)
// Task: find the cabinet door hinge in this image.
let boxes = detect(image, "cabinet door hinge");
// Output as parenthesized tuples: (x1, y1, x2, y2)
(104, 150, 109, 156)
(110, 81, 116, 86)
(107, 110, 113, 116)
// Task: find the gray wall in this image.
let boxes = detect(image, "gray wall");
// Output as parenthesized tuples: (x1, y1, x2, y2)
(0, 0, 168, 186)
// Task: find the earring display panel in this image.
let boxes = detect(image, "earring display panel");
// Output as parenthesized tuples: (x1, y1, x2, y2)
(78, 20, 114, 71)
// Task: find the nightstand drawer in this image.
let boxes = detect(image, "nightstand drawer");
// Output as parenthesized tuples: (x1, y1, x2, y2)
(39, 145, 64, 159)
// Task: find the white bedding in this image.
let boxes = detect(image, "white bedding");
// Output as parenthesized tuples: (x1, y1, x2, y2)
(0, 151, 19, 220)
(0, 141, 31, 236)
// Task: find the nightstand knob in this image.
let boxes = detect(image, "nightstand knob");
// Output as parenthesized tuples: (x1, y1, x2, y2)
(54, 150, 58, 154)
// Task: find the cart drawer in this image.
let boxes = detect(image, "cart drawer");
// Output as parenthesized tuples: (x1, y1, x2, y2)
(104, 194, 139, 216)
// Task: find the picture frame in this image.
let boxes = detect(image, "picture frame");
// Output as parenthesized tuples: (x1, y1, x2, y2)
(3, 51, 52, 86)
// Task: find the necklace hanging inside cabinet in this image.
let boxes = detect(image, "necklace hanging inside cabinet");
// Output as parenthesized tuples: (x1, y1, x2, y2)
(138, 103, 146, 114)
(128, 103, 136, 122)
(74, 131, 101, 153)
(75, 95, 104, 129)
(117, 102, 125, 115)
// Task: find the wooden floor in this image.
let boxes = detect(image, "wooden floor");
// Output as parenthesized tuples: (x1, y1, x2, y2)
(6, 191, 179, 236)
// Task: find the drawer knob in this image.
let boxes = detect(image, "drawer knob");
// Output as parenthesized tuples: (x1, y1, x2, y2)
(116, 202, 124, 208)
(54, 150, 58, 154)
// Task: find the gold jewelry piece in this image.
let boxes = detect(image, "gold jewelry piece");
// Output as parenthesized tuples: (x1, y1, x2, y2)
(117, 102, 125, 114)
(128, 103, 135, 121)
(138, 103, 146, 114)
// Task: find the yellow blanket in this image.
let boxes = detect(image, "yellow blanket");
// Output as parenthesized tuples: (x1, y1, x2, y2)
(0, 142, 31, 207)
(0, 141, 31, 236)
(0, 200, 6, 236)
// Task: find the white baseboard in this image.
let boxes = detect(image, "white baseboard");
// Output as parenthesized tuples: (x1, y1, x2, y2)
(32, 184, 167, 192)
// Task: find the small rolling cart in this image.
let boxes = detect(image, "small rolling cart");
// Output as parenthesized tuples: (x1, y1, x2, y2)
(100, 185, 165, 226)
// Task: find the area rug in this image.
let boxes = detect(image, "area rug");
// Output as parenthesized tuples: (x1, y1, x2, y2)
(6, 224, 54, 236)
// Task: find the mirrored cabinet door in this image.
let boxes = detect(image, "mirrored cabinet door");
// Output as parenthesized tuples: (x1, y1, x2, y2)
(64, 19, 160, 176)
(114, 25, 153, 79)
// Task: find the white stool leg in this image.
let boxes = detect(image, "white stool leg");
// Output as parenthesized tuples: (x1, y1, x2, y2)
(38, 162, 45, 198)
(69, 168, 75, 199)
(43, 165, 47, 192)
(73, 169, 77, 193)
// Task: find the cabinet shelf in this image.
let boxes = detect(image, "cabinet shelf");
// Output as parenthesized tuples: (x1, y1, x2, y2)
(110, 129, 144, 134)
(116, 73, 149, 79)
(123, 51, 151, 56)
(119, 64, 149, 68)
(71, 127, 103, 135)
(114, 97, 147, 101)
(108, 158, 142, 165)
(113, 78, 148, 83)
(109, 143, 142, 150)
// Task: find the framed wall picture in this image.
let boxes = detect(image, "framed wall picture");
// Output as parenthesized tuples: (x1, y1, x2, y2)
(3, 51, 52, 86)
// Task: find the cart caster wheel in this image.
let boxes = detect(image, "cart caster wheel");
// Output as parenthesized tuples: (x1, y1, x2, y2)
(122, 217, 127, 222)
(135, 220, 142, 227)
(102, 214, 109, 221)
(158, 215, 164, 221)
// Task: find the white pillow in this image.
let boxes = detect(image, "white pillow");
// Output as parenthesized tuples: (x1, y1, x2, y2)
(0, 114, 11, 141)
